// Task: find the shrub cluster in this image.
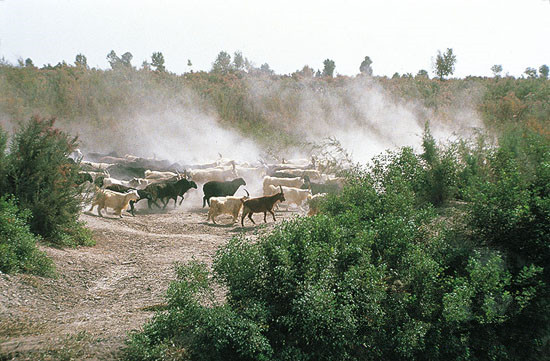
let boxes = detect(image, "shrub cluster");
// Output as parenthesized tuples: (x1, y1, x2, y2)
(0, 116, 93, 275)
(124, 129, 550, 360)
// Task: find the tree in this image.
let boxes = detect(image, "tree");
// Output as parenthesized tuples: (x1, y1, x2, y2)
(75, 53, 88, 69)
(212, 51, 232, 73)
(491, 64, 503, 78)
(293, 65, 315, 78)
(5, 116, 91, 246)
(539, 64, 549, 79)
(233, 51, 244, 71)
(433, 48, 457, 80)
(259, 63, 274, 75)
(187, 59, 192, 67)
(392, 72, 400, 79)
(107, 50, 121, 70)
(24, 58, 35, 68)
(416, 69, 429, 78)
(524, 67, 538, 78)
(359, 56, 373, 75)
(151, 52, 166, 72)
(120, 52, 133, 68)
(322, 59, 336, 77)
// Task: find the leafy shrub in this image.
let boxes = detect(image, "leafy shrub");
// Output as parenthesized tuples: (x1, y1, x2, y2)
(4, 116, 93, 246)
(466, 131, 550, 359)
(125, 142, 547, 360)
(0, 196, 55, 276)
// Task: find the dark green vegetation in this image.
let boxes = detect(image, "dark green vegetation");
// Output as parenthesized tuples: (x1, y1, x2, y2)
(0, 116, 93, 276)
(123, 125, 549, 360)
(1, 55, 549, 358)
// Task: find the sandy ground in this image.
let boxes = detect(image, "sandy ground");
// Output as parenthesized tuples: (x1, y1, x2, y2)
(0, 196, 302, 360)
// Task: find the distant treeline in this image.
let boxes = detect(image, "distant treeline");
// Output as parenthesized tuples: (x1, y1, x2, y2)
(1, 59, 549, 148)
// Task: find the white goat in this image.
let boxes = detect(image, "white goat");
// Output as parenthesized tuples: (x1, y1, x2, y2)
(144, 170, 178, 180)
(207, 195, 248, 224)
(281, 168, 322, 181)
(266, 184, 311, 209)
(89, 189, 139, 218)
(262, 176, 304, 196)
(188, 165, 238, 183)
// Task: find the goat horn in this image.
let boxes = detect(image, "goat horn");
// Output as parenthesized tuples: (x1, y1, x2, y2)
(244, 189, 249, 197)
(279, 185, 283, 193)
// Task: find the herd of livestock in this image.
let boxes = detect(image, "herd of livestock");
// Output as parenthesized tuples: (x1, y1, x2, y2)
(74, 150, 345, 226)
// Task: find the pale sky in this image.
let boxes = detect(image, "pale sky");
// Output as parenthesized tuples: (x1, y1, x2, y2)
(1, 0, 549, 78)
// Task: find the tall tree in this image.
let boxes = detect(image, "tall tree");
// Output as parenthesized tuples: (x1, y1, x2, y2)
(433, 48, 457, 80)
(151, 52, 166, 72)
(75, 53, 88, 69)
(233, 51, 244, 71)
(107, 50, 121, 70)
(359, 56, 373, 75)
(491, 64, 503, 78)
(212, 51, 232, 73)
(539, 64, 549, 79)
(120, 52, 133, 68)
(322, 59, 336, 77)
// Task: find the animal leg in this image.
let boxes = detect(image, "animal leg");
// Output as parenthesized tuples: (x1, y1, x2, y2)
(202, 196, 207, 208)
(269, 210, 276, 222)
(263, 212, 267, 223)
(97, 206, 103, 217)
(248, 212, 255, 224)
(129, 200, 136, 216)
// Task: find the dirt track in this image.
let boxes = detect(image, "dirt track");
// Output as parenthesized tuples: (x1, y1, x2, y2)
(0, 201, 300, 360)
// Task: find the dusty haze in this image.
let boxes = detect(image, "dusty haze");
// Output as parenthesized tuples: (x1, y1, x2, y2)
(2, 76, 484, 167)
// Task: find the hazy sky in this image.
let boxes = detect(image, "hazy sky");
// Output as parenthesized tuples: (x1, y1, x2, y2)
(1, 0, 549, 77)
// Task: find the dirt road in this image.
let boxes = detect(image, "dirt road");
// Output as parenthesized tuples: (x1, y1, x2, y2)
(0, 203, 300, 360)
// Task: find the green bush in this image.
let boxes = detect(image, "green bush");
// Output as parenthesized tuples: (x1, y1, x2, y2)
(466, 131, 550, 359)
(0, 196, 55, 276)
(4, 115, 93, 246)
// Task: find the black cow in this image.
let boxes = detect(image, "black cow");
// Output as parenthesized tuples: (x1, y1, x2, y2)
(202, 177, 246, 207)
(147, 178, 198, 209)
(105, 184, 157, 216)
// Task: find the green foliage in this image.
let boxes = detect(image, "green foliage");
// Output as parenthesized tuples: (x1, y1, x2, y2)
(434, 48, 456, 80)
(524, 67, 538, 79)
(125, 127, 550, 360)
(359, 56, 373, 75)
(212, 51, 232, 73)
(466, 130, 550, 359)
(151, 52, 166, 72)
(416, 69, 429, 79)
(0, 196, 55, 276)
(491, 64, 503, 78)
(322, 59, 336, 77)
(539, 64, 549, 79)
(4, 116, 93, 246)
(74, 53, 88, 69)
